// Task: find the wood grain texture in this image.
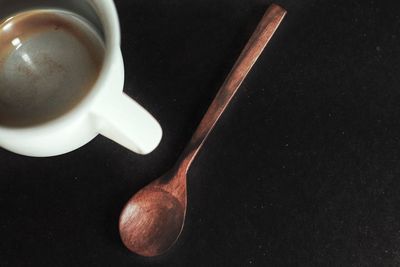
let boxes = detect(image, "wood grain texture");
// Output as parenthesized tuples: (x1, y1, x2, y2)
(119, 4, 286, 257)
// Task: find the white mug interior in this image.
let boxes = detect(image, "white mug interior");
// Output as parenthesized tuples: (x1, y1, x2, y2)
(0, 0, 163, 157)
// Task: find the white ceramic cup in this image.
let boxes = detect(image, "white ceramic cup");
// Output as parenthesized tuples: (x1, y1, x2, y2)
(0, 0, 162, 157)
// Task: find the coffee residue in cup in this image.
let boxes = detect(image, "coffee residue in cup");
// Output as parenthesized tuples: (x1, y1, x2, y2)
(0, 9, 105, 127)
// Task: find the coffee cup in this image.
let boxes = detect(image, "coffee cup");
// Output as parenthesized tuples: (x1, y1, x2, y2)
(0, 0, 162, 157)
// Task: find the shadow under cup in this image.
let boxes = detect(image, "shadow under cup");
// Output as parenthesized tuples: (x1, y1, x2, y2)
(0, 0, 105, 127)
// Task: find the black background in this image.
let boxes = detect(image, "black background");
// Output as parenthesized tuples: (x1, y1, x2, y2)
(2, 0, 400, 266)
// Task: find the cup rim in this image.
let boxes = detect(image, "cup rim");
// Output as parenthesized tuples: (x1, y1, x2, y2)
(0, 0, 121, 132)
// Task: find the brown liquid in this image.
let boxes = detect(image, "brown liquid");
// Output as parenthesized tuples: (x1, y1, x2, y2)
(0, 9, 104, 127)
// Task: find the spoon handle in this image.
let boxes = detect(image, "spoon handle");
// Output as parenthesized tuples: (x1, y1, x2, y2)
(178, 4, 286, 172)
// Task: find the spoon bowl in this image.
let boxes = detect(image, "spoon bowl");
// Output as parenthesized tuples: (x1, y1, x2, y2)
(119, 177, 186, 257)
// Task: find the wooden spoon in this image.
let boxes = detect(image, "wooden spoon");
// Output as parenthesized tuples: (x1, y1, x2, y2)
(119, 4, 286, 257)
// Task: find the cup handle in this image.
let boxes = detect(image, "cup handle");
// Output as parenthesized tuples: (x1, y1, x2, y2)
(92, 92, 162, 154)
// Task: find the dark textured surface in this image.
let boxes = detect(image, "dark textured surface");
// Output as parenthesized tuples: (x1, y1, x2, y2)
(1, 0, 400, 266)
